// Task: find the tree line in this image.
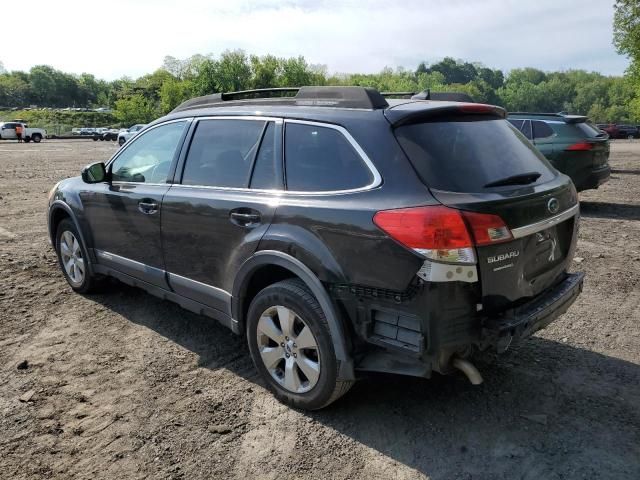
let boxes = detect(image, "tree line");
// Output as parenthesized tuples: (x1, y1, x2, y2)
(0, 52, 636, 126)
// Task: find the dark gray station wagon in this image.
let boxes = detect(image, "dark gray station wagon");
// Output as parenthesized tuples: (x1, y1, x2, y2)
(48, 87, 584, 409)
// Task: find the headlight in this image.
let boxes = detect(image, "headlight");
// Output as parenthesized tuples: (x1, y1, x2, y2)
(48, 181, 61, 203)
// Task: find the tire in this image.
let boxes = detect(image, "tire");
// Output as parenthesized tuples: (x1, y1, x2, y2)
(246, 278, 353, 410)
(118, 137, 125, 146)
(93, 136, 99, 141)
(55, 218, 101, 293)
(32, 134, 42, 143)
(23, 137, 31, 143)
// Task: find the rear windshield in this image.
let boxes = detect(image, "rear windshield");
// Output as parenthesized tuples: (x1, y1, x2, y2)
(576, 122, 607, 138)
(395, 117, 556, 192)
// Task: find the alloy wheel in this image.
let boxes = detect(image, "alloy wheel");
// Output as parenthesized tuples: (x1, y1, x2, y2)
(60, 231, 85, 286)
(256, 305, 321, 394)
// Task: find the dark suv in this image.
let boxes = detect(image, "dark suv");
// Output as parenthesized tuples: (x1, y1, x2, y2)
(508, 113, 610, 191)
(47, 87, 584, 409)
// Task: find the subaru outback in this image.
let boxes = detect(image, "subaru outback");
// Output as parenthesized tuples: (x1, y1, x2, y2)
(47, 87, 584, 410)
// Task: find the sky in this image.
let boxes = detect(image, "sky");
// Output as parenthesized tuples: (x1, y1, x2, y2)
(0, 0, 629, 80)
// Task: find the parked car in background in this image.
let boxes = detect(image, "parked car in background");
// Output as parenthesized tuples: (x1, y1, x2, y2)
(596, 123, 639, 139)
(0, 122, 47, 142)
(79, 128, 95, 136)
(117, 123, 147, 146)
(48, 86, 584, 409)
(615, 124, 640, 139)
(102, 128, 120, 141)
(92, 128, 109, 141)
(508, 113, 610, 191)
(72, 128, 82, 135)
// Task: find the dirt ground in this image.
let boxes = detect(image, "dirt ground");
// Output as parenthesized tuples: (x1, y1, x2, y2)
(0, 139, 638, 480)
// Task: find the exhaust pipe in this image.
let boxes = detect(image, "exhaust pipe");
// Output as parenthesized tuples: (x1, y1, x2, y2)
(452, 357, 484, 385)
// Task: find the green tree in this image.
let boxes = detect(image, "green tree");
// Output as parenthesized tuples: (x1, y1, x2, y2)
(114, 94, 157, 125)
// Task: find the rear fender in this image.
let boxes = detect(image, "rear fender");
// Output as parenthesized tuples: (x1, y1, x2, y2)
(233, 250, 355, 380)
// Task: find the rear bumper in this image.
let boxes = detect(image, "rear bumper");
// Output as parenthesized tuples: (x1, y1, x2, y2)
(575, 165, 610, 191)
(480, 271, 585, 351)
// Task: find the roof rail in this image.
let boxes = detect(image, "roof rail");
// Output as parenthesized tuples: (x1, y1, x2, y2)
(171, 86, 389, 113)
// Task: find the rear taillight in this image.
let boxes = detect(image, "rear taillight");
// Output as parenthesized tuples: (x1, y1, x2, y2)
(565, 141, 594, 151)
(373, 205, 512, 264)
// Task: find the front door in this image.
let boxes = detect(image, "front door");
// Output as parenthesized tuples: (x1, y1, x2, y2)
(81, 120, 189, 287)
(1, 122, 17, 139)
(161, 117, 281, 313)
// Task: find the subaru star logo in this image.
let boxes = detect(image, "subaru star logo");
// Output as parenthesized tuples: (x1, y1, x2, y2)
(547, 198, 560, 214)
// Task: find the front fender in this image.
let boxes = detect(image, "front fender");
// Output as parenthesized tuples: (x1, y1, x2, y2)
(233, 250, 355, 380)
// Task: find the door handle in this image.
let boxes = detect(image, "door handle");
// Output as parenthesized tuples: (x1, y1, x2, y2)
(138, 201, 159, 215)
(230, 211, 261, 226)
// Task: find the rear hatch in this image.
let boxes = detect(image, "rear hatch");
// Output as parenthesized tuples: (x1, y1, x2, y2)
(570, 120, 610, 169)
(390, 106, 579, 313)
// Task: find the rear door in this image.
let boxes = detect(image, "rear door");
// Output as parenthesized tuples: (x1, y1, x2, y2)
(531, 120, 556, 162)
(161, 117, 281, 312)
(395, 115, 579, 312)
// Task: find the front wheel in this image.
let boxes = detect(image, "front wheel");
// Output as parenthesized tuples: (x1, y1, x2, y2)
(246, 279, 353, 410)
(55, 218, 101, 293)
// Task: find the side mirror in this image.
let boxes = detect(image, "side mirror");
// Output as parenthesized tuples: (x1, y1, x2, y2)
(81, 162, 108, 184)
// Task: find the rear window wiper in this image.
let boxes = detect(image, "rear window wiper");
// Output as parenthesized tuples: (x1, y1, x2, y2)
(484, 172, 541, 188)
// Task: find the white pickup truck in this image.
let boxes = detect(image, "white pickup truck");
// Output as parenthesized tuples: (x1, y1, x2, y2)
(0, 122, 47, 143)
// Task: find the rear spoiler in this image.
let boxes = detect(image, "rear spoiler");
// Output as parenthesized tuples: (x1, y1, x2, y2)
(385, 103, 507, 127)
(381, 89, 475, 103)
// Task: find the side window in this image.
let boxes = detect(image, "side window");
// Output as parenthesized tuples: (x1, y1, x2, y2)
(508, 119, 524, 130)
(111, 121, 186, 183)
(250, 122, 280, 190)
(181, 119, 266, 188)
(284, 123, 373, 192)
(532, 121, 554, 139)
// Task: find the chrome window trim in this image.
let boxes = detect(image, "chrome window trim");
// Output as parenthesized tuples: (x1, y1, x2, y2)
(106, 118, 192, 169)
(511, 204, 579, 239)
(169, 117, 382, 196)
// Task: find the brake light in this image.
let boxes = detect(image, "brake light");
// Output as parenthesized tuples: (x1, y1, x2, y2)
(458, 104, 495, 114)
(373, 205, 512, 264)
(565, 141, 594, 151)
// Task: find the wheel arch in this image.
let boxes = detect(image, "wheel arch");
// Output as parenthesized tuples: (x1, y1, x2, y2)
(233, 250, 355, 380)
(49, 201, 90, 253)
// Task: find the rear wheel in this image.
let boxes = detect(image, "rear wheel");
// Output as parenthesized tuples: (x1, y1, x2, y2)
(55, 218, 101, 293)
(23, 137, 31, 143)
(246, 279, 353, 410)
(32, 134, 42, 143)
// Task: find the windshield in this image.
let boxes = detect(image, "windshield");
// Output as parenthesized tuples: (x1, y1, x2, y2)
(395, 117, 556, 192)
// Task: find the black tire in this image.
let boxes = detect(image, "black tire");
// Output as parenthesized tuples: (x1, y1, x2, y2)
(55, 218, 101, 293)
(118, 137, 125, 146)
(32, 134, 42, 143)
(23, 137, 31, 143)
(246, 278, 353, 410)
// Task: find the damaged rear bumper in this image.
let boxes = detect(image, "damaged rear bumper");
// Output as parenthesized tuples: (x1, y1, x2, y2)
(480, 271, 585, 352)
